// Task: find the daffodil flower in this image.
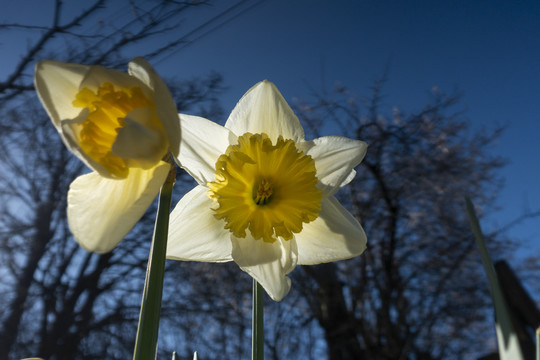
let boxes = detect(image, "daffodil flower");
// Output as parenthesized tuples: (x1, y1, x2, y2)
(166, 81, 367, 301)
(34, 58, 180, 253)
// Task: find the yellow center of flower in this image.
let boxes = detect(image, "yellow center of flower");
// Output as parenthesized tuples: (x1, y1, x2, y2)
(254, 179, 272, 205)
(72, 82, 160, 178)
(208, 132, 322, 243)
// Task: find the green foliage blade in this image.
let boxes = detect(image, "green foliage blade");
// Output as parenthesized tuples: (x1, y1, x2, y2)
(465, 197, 524, 360)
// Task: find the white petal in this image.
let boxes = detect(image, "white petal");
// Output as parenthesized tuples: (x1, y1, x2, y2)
(34, 60, 90, 127)
(166, 185, 233, 262)
(225, 80, 304, 143)
(299, 136, 368, 197)
(296, 196, 366, 265)
(67, 161, 170, 253)
(59, 117, 112, 176)
(34, 62, 102, 173)
(176, 114, 236, 185)
(112, 108, 168, 168)
(231, 236, 298, 301)
(80, 65, 141, 90)
(129, 57, 180, 157)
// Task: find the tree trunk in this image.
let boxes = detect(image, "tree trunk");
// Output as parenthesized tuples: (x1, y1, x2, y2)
(0, 203, 53, 357)
(305, 263, 364, 360)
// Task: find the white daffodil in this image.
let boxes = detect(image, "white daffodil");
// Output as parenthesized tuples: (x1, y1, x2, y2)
(35, 58, 180, 253)
(167, 80, 367, 301)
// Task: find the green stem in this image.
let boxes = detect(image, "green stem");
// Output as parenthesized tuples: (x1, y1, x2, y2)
(465, 196, 524, 360)
(133, 164, 175, 360)
(252, 279, 264, 360)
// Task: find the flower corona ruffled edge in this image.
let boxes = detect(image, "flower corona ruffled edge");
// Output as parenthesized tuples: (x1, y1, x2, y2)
(207, 132, 322, 243)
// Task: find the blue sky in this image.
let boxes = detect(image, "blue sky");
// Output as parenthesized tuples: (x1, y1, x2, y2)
(155, 0, 540, 255)
(2, 0, 539, 256)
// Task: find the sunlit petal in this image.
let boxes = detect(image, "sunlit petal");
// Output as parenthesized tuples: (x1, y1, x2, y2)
(231, 235, 298, 301)
(112, 109, 168, 168)
(225, 80, 304, 143)
(67, 161, 170, 253)
(79, 65, 141, 90)
(167, 185, 233, 262)
(299, 136, 368, 197)
(129, 57, 181, 157)
(296, 196, 366, 265)
(176, 114, 237, 186)
(34, 60, 90, 126)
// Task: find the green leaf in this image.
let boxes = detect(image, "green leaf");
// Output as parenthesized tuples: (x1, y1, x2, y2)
(465, 197, 524, 360)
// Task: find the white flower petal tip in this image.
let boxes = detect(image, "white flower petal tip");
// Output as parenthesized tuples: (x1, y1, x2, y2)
(296, 196, 367, 265)
(301, 136, 368, 197)
(128, 57, 180, 156)
(225, 80, 304, 142)
(231, 236, 297, 301)
(34, 60, 90, 126)
(67, 162, 170, 253)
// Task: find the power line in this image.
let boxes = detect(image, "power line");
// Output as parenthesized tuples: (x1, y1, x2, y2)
(151, 0, 266, 65)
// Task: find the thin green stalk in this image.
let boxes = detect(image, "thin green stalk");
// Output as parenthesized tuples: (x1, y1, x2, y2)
(133, 163, 175, 360)
(465, 196, 523, 360)
(252, 279, 264, 360)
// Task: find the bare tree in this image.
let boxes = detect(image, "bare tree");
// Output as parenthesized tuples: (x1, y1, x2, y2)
(161, 78, 519, 360)
(0, 1, 235, 358)
(1, 1, 320, 358)
(2, 1, 535, 358)
(0, 98, 83, 358)
(291, 80, 513, 359)
(0, 83, 226, 360)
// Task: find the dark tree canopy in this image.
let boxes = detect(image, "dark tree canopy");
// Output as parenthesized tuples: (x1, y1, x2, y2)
(290, 81, 508, 359)
(0, 1, 227, 358)
(1, 1, 536, 359)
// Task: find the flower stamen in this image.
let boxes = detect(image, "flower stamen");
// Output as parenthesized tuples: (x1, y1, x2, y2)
(254, 179, 273, 205)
